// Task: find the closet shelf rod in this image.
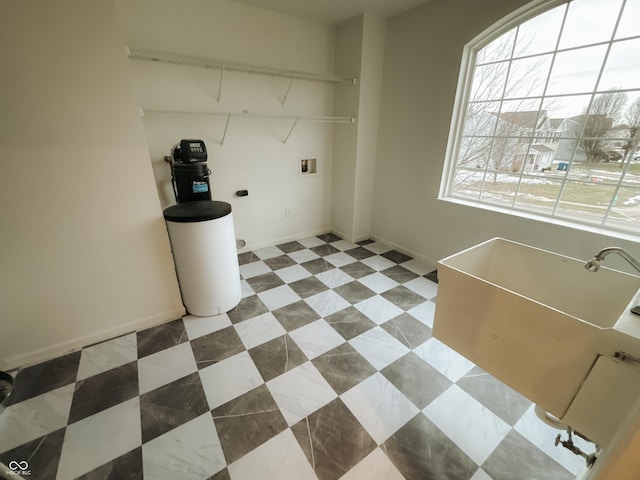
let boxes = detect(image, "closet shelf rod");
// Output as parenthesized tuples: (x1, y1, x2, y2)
(141, 109, 356, 124)
(128, 48, 357, 85)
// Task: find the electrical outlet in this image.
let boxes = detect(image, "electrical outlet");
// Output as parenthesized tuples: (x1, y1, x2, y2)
(285, 207, 292, 218)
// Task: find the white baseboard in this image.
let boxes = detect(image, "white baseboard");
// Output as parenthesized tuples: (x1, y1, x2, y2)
(369, 233, 438, 269)
(237, 227, 332, 253)
(0, 307, 186, 371)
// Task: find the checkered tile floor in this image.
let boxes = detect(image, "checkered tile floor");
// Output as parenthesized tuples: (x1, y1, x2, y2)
(0, 235, 594, 480)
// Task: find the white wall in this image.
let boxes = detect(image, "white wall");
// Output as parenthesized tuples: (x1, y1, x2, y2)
(118, 0, 339, 251)
(0, 0, 184, 370)
(371, 0, 640, 270)
(331, 14, 386, 243)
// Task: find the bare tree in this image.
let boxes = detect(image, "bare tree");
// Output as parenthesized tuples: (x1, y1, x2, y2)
(620, 97, 640, 168)
(578, 89, 628, 163)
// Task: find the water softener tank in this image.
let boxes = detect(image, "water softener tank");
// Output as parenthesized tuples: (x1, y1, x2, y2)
(170, 139, 212, 204)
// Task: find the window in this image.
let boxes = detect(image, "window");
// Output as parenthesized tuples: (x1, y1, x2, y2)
(441, 0, 640, 237)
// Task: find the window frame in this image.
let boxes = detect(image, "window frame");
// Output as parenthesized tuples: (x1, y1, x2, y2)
(439, 0, 640, 241)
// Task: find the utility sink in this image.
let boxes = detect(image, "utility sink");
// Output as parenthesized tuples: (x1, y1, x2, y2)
(433, 237, 640, 445)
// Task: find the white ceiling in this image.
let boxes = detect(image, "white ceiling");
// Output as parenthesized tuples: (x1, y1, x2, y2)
(231, 0, 429, 25)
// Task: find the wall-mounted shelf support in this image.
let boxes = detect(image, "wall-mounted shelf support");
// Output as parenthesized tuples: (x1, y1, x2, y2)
(128, 48, 358, 85)
(283, 118, 299, 144)
(216, 66, 225, 104)
(141, 109, 355, 145)
(281, 77, 294, 106)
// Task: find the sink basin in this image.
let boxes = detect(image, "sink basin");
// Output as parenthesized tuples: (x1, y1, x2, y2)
(433, 237, 640, 422)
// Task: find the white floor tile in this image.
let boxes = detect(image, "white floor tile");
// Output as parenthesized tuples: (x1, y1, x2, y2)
(360, 255, 396, 272)
(362, 242, 391, 254)
(316, 269, 354, 288)
(56, 397, 141, 480)
(348, 327, 409, 370)
(138, 342, 198, 395)
(241, 279, 255, 298)
(183, 314, 232, 340)
(289, 319, 345, 360)
(275, 264, 312, 284)
(267, 362, 337, 425)
(404, 277, 438, 300)
(76, 333, 137, 380)
(258, 285, 301, 311)
(199, 351, 264, 410)
(142, 413, 225, 480)
(514, 404, 593, 476)
(298, 237, 326, 248)
(304, 290, 351, 317)
(324, 252, 357, 268)
(354, 296, 404, 325)
(228, 428, 317, 480)
(407, 301, 436, 328)
(470, 468, 494, 480)
(401, 258, 434, 276)
(330, 240, 359, 251)
(341, 373, 418, 444)
(414, 338, 474, 382)
(234, 312, 286, 350)
(240, 261, 271, 279)
(288, 249, 321, 264)
(357, 273, 400, 294)
(423, 385, 511, 465)
(253, 246, 286, 260)
(339, 448, 405, 480)
(0, 383, 74, 453)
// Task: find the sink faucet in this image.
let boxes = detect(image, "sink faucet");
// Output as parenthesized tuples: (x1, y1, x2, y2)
(584, 247, 640, 274)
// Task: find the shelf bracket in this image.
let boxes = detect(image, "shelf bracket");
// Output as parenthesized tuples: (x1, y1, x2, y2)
(220, 114, 231, 145)
(216, 66, 225, 104)
(281, 76, 294, 106)
(283, 118, 299, 144)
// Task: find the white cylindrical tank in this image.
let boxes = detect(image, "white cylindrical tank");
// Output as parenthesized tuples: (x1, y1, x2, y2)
(163, 201, 241, 316)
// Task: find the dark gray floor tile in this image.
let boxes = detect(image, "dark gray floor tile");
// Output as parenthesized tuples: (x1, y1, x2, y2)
(425, 270, 439, 284)
(340, 261, 376, 279)
(381, 352, 451, 409)
(276, 241, 306, 254)
(227, 295, 269, 324)
(357, 239, 374, 245)
(291, 398, 376, 480)
(0, 427, 66, 480)
(324, 306, 376, 340)
(381, 250, 413, 264)
(212, 384, 288, 464)
(238, 252, 258, 266)
(311, 244, 340, 257)
(75, 447, 142, 480)
(264, 255, 297, 271)
(381, 265, 419, 284)
(456, 366, 531, 426)
(483, 430, 574, 480)
(312, 343, 376, 395)
(140, 372, 209, 444)
(68, 362, 139, 424)
(137, 319, 187, 359)
(384, 413, 477, 480)
(272, 300, 321, 331)
(343, 247, 376, 260)
(333, 281, 376, 305)
(190, 326, 246, 369)
(300, 258, 335, 275)
(245, 272, 285, 293)
(209, 468, 231, 480)
(381, 286, 427, 310)
(248, 335, 308, 382)
(380, 313, 432, 349)
(288, 277, 329, 299)
(8, 351, 81, 405)
(317, 233, 342, 243)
